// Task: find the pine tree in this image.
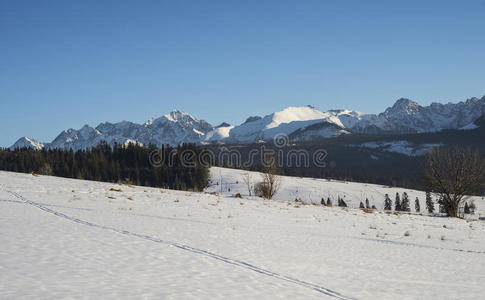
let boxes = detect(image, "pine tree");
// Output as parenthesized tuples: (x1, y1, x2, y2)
(401, 192, 410, 212)
(327, 197, 332, 206)
(365, 198, 370, 209)
(359, 201, 365, 209)
(415, 197, 420, 212)
(395, 192, 402, 211)
(464, 202, 470, 214)
(321, 197, 326, 206)
(384, 194, 392, 210)
(425, 192, 434, 214)
(337, 196, 347, 207)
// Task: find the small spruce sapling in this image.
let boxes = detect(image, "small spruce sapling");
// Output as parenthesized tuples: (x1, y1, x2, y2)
(395, 192, 402, 211)
(338, 196, 347, 207)
(384, 194, 392, 210)
(426, 192, 434, 214)
(401, 192, 410, 212)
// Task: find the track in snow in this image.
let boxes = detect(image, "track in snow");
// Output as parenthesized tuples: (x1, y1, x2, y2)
(1, 187, 356, 300)
(353, 236, 485, 254)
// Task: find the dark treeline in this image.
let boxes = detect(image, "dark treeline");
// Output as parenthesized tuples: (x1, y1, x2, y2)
(205, 143, 424, 190)
(0, 143, 209, 191)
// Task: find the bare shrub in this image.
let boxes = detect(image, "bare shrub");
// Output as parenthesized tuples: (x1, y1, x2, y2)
(254, 181, 271, 199)
(255, 154, 281, 199)
(423, 147, 485, 217)
(241, 171, 252, 196)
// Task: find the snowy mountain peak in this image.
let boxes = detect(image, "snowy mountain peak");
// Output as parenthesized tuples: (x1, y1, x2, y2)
(216, 122, 231, 128)
(48, 125, 103, 151)
(227, 106, 346, 142)
(272, 106, 326, 124)
(157, 110, 212, 131)
(10, 137, 45, 150)
(79, 124, 100, 137)
(164, 109, 193, 122)
(388, 98, 421, 114)
(465, 96, 483, 105)
(243, 116, 262, 124)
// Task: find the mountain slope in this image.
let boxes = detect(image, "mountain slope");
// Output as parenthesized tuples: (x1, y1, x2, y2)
(226, 106, 365, 142)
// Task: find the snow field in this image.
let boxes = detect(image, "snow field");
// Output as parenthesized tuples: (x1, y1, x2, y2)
(1, 168, 485, 299)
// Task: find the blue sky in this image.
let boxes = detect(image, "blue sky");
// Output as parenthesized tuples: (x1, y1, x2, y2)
(1, 0, 485, 147)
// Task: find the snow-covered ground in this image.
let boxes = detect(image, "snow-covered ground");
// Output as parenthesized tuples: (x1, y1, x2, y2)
(1, 168, 485, 299)
(355, 141, 442, 156)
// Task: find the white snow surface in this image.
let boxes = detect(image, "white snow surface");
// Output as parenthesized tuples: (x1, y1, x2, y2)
(1, 167, 485, 299)
(357, 141, 442, 156)
(460, 123, 479, 130)
(203, 125, 235, 142)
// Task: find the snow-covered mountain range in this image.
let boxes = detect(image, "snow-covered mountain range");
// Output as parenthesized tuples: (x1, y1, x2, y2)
(10, 95, 485, 150)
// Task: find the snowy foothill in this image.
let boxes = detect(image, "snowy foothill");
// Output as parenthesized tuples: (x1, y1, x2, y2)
(1, 167, 485, 299)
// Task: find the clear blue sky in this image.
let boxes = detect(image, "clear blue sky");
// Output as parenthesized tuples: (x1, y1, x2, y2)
(1, 0, 485, 147)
